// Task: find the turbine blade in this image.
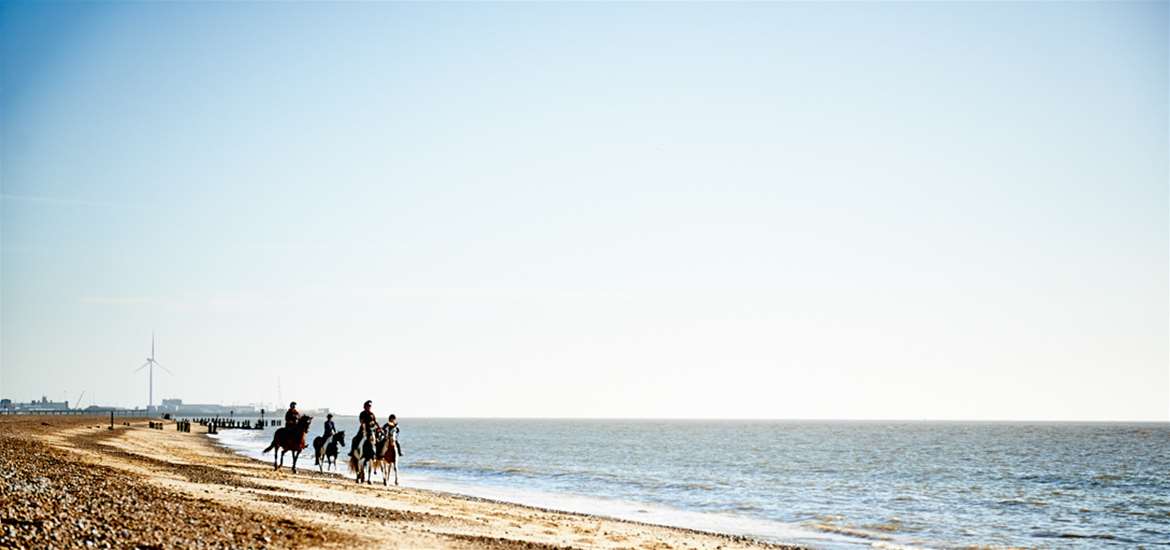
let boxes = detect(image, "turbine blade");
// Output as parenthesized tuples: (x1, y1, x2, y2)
(134, 361, 150, 372)
(156, 362, 174, 375)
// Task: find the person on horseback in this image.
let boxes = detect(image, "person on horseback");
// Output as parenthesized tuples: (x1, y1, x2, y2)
(285, 401, 300, 429)
(264, 412, 313, 471)
(358, 400, 379, 440)
(382, 414, 403, 457)
(323, 413, 336, 439)
(314, 413, 342, 470)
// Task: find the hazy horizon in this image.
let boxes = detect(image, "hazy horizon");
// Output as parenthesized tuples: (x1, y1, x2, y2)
(2, 2, 1167, 422)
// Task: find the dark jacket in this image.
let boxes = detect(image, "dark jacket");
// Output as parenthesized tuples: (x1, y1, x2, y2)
(359, 410, 376, 434)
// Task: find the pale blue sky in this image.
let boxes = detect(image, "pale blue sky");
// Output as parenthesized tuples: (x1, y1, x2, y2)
(2, 2, 1167, 420)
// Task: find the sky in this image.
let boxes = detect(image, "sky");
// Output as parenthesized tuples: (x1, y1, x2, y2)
(1, 2, 1167, 421)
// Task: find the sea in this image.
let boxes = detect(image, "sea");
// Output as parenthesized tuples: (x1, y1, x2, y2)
(206, 417, 1170, 549)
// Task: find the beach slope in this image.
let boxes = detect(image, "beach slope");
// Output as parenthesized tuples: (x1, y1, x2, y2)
(1, 416, 800, 549)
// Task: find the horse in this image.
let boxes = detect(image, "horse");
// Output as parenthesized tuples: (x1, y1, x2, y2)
(347, 430, 378, 484)
(262, 415, 313, 473)
(313, 430, 346, 473)
(372, 429, 399, 486)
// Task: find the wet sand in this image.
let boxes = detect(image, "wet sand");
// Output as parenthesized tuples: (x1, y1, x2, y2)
(1, 415, 803, 549)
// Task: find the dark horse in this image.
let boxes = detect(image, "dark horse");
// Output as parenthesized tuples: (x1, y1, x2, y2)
(313, 430, 346, 473)
(347, 431, 378, 484)
(262, 415, 313, 473)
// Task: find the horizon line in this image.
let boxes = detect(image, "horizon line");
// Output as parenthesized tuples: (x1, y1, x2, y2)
(173, 411, 1170, 424)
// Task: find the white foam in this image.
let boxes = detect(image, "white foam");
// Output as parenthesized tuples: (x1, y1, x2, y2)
(405, 476, 863, 549)
(209, 428, 271, 461)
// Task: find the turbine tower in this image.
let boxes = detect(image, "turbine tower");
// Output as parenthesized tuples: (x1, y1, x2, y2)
(134, 332, 172, 411)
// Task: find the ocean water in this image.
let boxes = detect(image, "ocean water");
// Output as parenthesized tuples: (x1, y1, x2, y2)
(208, 418, 1170, 549)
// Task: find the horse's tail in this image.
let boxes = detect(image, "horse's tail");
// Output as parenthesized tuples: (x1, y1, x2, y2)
(347, 454, 359, 474)
(263, 427, 285, 454)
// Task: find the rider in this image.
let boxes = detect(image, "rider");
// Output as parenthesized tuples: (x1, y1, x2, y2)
(382, 414, 404, 457)
(284, 401, 300, 429)
(358, 400, 379, 440)
(322, 413, 336, 439)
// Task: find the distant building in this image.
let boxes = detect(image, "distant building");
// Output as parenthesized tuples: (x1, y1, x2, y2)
(4, 396, 70, 411)
(157, 398, 257, 416)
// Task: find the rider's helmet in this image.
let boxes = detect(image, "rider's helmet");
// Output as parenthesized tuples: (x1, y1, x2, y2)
(327, 413, 333, 419)
(363, 400, 372, 408)
(290, 401, 297, 408)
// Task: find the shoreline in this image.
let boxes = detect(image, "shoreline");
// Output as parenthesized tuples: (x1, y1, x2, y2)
(208, 425, 828, 547)
(2, 415, 805, 549)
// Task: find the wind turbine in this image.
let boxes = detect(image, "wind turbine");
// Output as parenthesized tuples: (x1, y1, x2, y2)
(134, 332, 173, 411)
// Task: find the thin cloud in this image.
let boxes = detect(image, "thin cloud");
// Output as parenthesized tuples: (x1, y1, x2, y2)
(0, 192, 149, 210)
(80, 296, 160, 306)
(79, 296, 192, 308)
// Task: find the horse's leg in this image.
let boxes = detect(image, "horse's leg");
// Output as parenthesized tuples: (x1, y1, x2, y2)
(273, 446, 279, 470)
(393, 461, 398, 486)
(292, 450, 298, 474)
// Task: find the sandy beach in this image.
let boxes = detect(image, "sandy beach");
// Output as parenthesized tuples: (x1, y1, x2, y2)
(1, 415, 801, 550)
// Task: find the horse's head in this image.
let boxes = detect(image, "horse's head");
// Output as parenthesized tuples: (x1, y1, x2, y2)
(333, 430, 346, 445)
(376, 431, 395, 454)
(298, 415, 313, 432)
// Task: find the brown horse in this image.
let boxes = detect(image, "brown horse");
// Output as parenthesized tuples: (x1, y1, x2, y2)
(373, 429, 399, 486)
(262, 415, 313, 473)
